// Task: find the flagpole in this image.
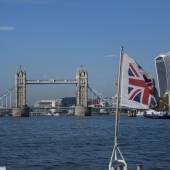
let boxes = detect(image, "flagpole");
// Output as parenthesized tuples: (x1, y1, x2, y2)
(109, 46, 127, 170)
(114, 46, 124, 146)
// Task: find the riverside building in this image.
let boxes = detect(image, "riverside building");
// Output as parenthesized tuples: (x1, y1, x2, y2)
(155, 52, 170, 97)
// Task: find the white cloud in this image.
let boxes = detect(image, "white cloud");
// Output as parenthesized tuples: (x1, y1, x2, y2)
(0, 26, 16, 31)
(104, 54, 116, 58)
(20, 0, 50, 4)
(0, 0, 55, 4)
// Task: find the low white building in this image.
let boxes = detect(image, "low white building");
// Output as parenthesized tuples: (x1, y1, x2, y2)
(34, 99, 62, 113)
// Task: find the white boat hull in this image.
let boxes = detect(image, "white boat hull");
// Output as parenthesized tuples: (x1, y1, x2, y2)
(144, 109, 170, 119)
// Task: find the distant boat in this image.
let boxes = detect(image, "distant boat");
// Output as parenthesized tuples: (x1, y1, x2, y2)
(127, 110, 144, 117)
(52, 112, 60, 116)
(136, 110, 144, 117)
(127, 110, 137, 117)
(46, 112, 60, 116)
(99, 108, 108, 115)
(144, 109, 170, 119)
(45, 112, 52, 116)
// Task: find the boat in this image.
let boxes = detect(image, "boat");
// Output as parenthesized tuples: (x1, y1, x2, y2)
(127, 110, 137, 117)
(46, 112, 60, 116)
(127, 110, 144, 117)
(144, 109, 170, 119)
(136, 110, 144, 117)
(109, 47, 157, 170)
(52, 112, 60, 116)
(46, 112, 52, 116)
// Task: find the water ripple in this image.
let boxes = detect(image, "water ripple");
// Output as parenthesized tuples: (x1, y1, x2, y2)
(0, 116, 170, 169)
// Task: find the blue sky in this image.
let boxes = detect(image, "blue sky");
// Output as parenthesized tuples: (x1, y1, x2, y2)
(0, 0, 170, 104)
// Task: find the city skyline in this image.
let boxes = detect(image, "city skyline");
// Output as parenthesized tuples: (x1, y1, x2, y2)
(1, 0, 170, 104)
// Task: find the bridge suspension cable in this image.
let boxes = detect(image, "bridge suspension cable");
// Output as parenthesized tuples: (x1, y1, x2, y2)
(88, 85, 105, 107)
(0, 86, 15, 108)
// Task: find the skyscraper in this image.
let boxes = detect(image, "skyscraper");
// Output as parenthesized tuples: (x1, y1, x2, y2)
(155, 52, 170, 97)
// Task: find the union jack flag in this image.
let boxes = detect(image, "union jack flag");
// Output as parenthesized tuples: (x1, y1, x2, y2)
(128, 63, 156, 107)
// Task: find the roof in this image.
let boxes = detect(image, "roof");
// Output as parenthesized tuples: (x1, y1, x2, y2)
(155, 52, 170, 60)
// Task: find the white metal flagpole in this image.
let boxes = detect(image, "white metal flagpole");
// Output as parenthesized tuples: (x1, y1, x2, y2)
(109, 47, 128, 170)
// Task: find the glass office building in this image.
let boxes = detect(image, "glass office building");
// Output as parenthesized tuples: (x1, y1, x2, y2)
(155, 52, 170, 97)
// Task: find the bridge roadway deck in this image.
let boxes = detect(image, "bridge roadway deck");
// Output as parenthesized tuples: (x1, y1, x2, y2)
(31, 106, 115, 109)
(26, 80, 77, 84)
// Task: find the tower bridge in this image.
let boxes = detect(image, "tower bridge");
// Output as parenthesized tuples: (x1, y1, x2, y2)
(13, 66, 89, 117)
(0, 66, 114, 117)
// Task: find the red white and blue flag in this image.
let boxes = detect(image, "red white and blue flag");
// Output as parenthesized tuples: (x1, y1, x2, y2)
(120, 53, 157, 109)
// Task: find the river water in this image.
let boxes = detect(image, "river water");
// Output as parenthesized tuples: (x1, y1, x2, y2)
(0, 115, 170, 170)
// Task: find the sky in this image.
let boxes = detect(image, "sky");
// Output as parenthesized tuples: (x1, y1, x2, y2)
(0, 0, 170, 104)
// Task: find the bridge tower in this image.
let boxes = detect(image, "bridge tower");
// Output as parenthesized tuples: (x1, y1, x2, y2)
(75, 66, 90, 116)
(16, 67, 26, 108)
(12, 67, 29, 117)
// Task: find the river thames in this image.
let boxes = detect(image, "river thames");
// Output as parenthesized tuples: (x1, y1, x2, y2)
(0, 115, 170, 170)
